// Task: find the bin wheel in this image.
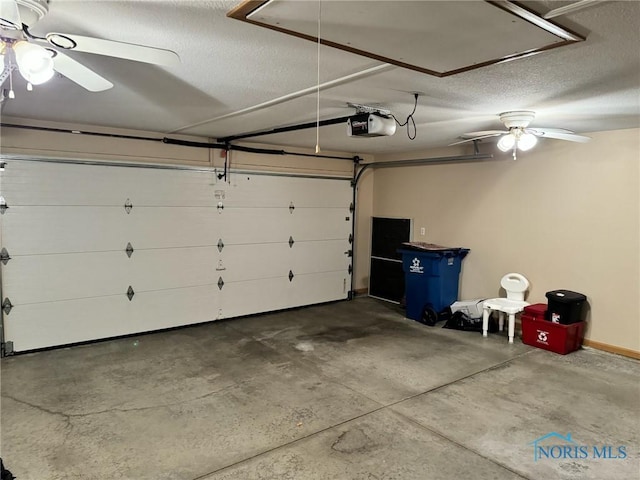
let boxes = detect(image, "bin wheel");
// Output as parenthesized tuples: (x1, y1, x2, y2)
(421, 306, 439, 326)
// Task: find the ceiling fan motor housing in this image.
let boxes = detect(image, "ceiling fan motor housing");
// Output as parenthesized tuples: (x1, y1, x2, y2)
(500, 111, 535, 129)
(12, 0, 48, 27)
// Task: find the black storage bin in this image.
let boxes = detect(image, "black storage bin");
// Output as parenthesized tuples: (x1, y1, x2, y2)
(545, 290, 587, 324)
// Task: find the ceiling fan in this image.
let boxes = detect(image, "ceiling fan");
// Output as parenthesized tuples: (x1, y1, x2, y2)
(451, 111, 591, 159)
(0, 0, 180, 95)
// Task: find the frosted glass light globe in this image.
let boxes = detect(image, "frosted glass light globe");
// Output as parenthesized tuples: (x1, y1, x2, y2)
(497, 133, 516, 152)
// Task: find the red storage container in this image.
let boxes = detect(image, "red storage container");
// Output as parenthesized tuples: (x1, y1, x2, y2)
(523, 303, 548, 320)
(521, 314, 585, 355)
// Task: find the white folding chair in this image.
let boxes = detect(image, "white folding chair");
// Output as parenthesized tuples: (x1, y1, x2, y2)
(482, 273, 530, 343)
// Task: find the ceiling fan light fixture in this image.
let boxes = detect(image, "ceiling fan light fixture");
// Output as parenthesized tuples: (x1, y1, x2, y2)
(497, 133, 516, 152)
(518, 132, 538, 151)
(13, 40, 55, 85)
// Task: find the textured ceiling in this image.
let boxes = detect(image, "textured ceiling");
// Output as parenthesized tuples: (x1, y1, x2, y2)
(1, 0, 639, 155)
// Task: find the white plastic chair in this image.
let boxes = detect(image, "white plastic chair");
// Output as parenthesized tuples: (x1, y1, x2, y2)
(482, 273, 530, 343)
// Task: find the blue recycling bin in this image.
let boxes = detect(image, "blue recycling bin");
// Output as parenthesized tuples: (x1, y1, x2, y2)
(398, 245, 470, 323)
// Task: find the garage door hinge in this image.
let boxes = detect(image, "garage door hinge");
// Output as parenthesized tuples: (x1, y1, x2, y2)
(0, 247, 11, 265)
(124, 199, 133, 214)
(217, 239, 224, 252)
(1, 341, 14, 357)
(288, 270, 294, 282)
(289, 202, 295, 213)
(348, 264, 353, 274)
(349, 202, 354, 213)
(125, 242, 134, 258)
(348, 234, 353, 244)
(217, 201, 224, 213)
(127, 286, 135, 301)
(0, 196, 8, 214)
(288, 236, 295, 248)
(344, 249, 353, 257)
(2, 297, 13, 315)
(218, 277, 224, 290)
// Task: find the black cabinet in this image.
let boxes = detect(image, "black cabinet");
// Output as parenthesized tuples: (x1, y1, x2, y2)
(369, 217, 410, 303)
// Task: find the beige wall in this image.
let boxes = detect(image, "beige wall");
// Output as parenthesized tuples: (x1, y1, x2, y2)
(370, 128, 640, 352)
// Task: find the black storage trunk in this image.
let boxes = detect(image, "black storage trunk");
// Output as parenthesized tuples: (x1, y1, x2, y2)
(545, 290, 587, 324)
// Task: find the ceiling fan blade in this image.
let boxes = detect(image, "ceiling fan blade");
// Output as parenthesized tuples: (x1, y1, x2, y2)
(449, 132, 504, 146)
(0, 0, 22, 30)
(462, 130, 508, 137)
(528, 128, 590, 143)
(46, 33, 181, 67)
(52, 51, 114, 92)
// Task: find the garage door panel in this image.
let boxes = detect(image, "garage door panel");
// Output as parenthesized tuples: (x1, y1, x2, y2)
(290, 209, 352, 241)
(218, 208, 291, 245)
(218, 278, 289, 319)
(127, 207, 219, 249)
(222, 174, 351, 209)
(3, 286, 219, 352)
(2, 207, 128, 255)
(129, 247, 219, 291)
(289, 178, 352, 208)
(1, 161, 217, 207)
(3, 296, 132, 352)
(220, 174, 289, 208)
(1, 161, 127, 206)
(220, 174, 300, 208)
(112, 169, 218, 207)
(127, 286, 219, 332)
(289, 271, 350, 307)
(0, 252, 131, 304)
(217, 244, 291, 283)
(290, 240, 351, 274)
(217, 241, 350, 282)
(0, 248, 221, 305)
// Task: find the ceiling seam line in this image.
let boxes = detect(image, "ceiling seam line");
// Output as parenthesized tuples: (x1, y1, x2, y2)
(165, 63, 395, 135)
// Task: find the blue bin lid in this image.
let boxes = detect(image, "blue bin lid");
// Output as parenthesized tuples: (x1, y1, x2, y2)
(398, 242, 469, 257)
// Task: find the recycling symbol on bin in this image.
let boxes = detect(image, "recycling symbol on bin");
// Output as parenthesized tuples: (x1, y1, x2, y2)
(537, 330, 549, 344)
(409, 257, 424, 274)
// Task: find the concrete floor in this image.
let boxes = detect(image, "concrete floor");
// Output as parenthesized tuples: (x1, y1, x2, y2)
(1, 297, 638, 480)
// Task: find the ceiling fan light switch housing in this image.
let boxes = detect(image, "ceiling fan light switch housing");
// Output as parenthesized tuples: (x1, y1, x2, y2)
(500, 111, 536, 128)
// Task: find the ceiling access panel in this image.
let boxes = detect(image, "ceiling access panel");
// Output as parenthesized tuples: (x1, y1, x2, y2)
(230, 0, 584, 77)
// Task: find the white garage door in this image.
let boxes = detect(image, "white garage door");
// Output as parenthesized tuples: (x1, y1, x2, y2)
(0, 159, 353, 353)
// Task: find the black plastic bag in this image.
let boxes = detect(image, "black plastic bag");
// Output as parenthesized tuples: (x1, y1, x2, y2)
(443, 310, 497, 333)
(0, 458, 15, 480)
